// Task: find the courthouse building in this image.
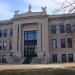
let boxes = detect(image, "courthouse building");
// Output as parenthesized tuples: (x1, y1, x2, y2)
(0, 5, 75, 64)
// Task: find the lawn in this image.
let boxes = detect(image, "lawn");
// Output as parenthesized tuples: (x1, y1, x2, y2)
(0, 68, 75, 75)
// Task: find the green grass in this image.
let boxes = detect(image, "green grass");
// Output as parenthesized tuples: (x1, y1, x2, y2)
(0, 68, 75, 75)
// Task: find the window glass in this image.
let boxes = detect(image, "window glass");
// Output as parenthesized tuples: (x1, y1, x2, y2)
(0, 30, 3, 37)
(67, 38, 72, 48)
(62, 54, 66, 62)
(4, 29, 7, 37)
(10, 28, 13, 36)
(61, 39, 66, 48)
(68, 54, 73, 62)
(51, 25, 56, 34)
(51, 39, 57, 48)
(2, 55, 6, 62)
(60, 25, 65, 33)
(66, 24, 71, 33)
(0, 55, 1, 62)
(24, 32, 27, 40)
(9, 41, 12, 50)
(0, 42, 2, 50)
(3, 42, 7, 50)
(24, 30, 37, 57)
(34, 31, 37, 40)
(24, 30, 37, 40)
(52, 54, 57, 62)
(28, 31, 34, 40)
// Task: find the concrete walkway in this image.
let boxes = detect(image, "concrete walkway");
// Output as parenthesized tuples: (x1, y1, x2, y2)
(0, 63, 75, 71)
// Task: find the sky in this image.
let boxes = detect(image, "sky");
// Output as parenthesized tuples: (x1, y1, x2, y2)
(0, 0, 73, 20)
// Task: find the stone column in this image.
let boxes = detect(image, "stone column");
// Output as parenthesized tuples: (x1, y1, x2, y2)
(12, 23, 18, 51)
(37, 23, 42, 57)
(41, 18, 49, 63)
(18, 24, 22, 58)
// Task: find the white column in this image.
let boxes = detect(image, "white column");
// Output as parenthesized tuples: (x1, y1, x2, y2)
(37, 23, 43, 57)
(18, 25, 22, 58)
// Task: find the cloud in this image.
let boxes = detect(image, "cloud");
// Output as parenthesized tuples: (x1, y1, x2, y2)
(0, 1, 13, 20)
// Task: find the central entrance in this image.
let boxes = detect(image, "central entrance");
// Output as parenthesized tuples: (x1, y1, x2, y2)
(24, 30, 37, 57)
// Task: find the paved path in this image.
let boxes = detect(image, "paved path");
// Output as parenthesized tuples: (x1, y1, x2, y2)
(0, 63, 75, 71)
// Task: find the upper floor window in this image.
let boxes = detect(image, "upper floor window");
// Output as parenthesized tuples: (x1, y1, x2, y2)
(28, 31, 34, 40)
(61, 39, 66, 48)
(3, 42, 7, 50)
(67, 38, 72, 48)
(0, 42, 2, 50)
(66, 24, 71, 33)
(10, 28, 13, 36)
(24, 30, 37, 40)
(51, 25, 56, 34)
(0, 30, 3, 37)
(0, 55, 1, 62)
(51, 39, 57, 48)
(4, 29, 7, 37)
(9, 41, 12, 50)
(60, 25, 65, 33)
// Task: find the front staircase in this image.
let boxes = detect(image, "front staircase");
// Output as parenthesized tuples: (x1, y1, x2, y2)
(23, 57, 33, 64)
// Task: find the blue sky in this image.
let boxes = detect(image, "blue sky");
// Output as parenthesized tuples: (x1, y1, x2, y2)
(0, 0, 72, 20)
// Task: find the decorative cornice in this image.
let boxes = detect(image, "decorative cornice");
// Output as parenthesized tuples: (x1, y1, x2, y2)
(12, 15, 48, 21)
(0, 20, 13, 25)
(48, 14, 75, 20)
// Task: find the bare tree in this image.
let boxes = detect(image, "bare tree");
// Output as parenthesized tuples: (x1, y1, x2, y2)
(52, 0, 75, 14)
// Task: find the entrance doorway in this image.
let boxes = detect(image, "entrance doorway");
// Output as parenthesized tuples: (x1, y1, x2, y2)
(24, 30, 37, 57)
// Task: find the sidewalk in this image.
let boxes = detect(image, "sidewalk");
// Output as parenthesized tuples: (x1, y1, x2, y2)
(0, 63, 75, 71)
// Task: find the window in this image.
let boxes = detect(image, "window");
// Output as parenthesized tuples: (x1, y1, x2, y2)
(51, 25, 56, 34)
(66, 24, 71, 33)
(3, 42, 7, 50)
(24, 30, 37, 57)
(9, 41, 12, 50)
(24, 32, 27, 40)
(24, 30, 37, 40)
(0, 42, 2, 50)
(61, 39, 66, 48)
(68, 54, 73, 62)
(0, 30, 3, 37)
(2, 55, 6, 62)
(51, 39, 57, 48)
(60, 25, 65, 33)
(0, 55, 1, 62)
(67, 38, 72, 48)
(52, 54, 57, 62)
(10, 28, 13, 36)
(4, 29, 7, 37)
(28, 31, 34, 40)
(62, 54, 66, 62)
(34, 31, 37, 40)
